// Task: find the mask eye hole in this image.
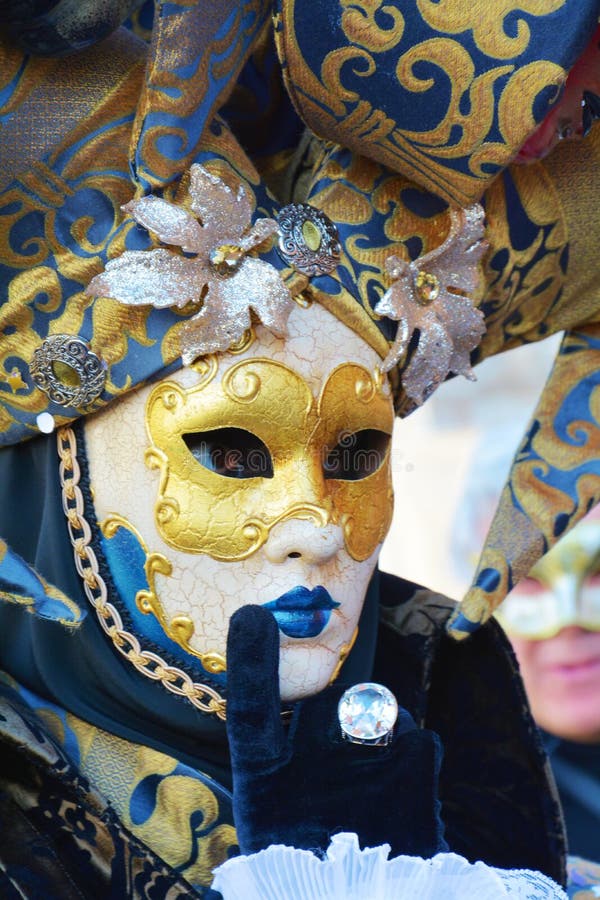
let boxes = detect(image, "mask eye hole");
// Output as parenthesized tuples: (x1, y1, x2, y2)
(323, 429, 390, 481)
(183, 428, 274, 479)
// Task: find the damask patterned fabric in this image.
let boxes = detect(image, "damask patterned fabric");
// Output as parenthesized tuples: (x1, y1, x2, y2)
(0, 673, 236, 894)
(460, 325, 600, 629)
(0, 17, 290, 446)
(2, 2, 600, 448)
(0, 678, 206, 898)
(275, 0, 599, 206)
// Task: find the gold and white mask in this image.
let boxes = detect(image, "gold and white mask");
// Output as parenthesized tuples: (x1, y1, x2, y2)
(83, 302, 394, 701)
(496, 516, 600, 640)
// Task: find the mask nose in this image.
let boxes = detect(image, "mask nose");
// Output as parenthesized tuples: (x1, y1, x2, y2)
(263, 519, 345, 564)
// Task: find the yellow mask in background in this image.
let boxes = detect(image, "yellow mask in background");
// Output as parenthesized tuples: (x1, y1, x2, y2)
(496, 520, 600, 639)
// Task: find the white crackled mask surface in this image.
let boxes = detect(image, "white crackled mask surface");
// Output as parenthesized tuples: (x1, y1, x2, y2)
(83, 303, 394, 701)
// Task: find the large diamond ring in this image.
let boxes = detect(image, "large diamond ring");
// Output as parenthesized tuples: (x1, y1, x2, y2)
(338, 682, 398, 746)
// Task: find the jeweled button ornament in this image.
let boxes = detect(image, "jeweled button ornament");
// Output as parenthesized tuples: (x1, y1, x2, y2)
(415, 270, 440, 304)
(209, 243, 245, 274)
(277, 203, 341, 276)
(338, 682, 398, 746)
(30, 334, 106, 408)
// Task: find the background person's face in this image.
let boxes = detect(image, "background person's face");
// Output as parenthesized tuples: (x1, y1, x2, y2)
(511, 626, 600, 742)
(503, 517, 600, 742)
(84, 302, 394, 701)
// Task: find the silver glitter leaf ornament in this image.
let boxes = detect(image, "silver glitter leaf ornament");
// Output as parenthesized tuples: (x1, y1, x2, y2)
(85, 165, 294, 363)
(179, 257, 293, 359)
(375, 204, 488, 406)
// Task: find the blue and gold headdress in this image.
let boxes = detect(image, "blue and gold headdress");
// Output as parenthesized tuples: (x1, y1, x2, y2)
(2, 0, 600, 636)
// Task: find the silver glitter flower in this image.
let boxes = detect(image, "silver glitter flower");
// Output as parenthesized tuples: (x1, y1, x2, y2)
(85, 165, 295, 363)
(375, 203, 488, 406)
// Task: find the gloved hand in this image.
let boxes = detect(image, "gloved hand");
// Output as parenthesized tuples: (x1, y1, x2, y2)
(225, 604, 448, 857)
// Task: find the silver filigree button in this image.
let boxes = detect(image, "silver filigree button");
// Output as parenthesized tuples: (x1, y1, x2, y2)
(30, 335, 106, 408)
(338, 682, 398, 746)
(277, 203, 341, 276)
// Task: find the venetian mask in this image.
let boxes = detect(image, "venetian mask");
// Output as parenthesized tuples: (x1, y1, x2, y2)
(83, 302, 394, 701)
(496, 516, 600, 640)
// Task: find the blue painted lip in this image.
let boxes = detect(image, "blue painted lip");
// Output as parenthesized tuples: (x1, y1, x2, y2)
(262, 585, 340, 639)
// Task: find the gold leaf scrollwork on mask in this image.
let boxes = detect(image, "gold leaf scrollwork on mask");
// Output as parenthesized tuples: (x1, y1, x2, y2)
(355, 373, 377, 403)
(101, 514, 226, 672)
(316, 364, 393, 561)
(189, 353, 220, 382)
(222, 366, 262, 403)
(226, 327, 256, 355)
(155, 497, 180, 527)
(242, 502, 332, 556)
(164, 389, 184, 411)
(145, 358, 394, 562)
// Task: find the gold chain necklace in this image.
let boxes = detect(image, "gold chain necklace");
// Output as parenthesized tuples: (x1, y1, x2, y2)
(57, 425, 227, 720)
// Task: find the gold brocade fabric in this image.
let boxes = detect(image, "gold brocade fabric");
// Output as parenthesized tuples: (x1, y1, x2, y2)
(275, 0, 598, 205)
(3, 3, 600, 631)
(458, 322, 600, 631)
(31, 698, 237, 889)
(0, 29, 277, 444)
(0, 30, 146, 191)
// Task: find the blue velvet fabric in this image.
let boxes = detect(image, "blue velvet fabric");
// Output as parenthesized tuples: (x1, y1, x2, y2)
(0, 566, 568, 890)
(226, 604, 447, 857)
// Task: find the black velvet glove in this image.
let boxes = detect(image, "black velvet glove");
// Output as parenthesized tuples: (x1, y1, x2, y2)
(226, 604, 448, 858)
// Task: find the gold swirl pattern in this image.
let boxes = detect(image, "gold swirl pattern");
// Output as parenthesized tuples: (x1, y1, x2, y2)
(13, 696, 237, 889)
(454, 324, 600, 635)
(341, 2, 405, 52)
(222, 366, 263, 403)
(416, 1, 566, 61)
(3, 2, 599, 449)
(131, 1, 271, 190)
(0, 65, 290, 445)
(395, 39, 512, 156)
(277, 0, 596, 204)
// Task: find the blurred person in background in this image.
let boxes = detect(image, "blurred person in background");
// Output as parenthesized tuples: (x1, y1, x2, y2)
(496, 513, 600, 862)
(436, 411, 600, 865)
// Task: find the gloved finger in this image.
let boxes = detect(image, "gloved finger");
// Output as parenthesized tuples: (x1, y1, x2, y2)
(225, 604, 285, 766)
(396, 705, 418, 736)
